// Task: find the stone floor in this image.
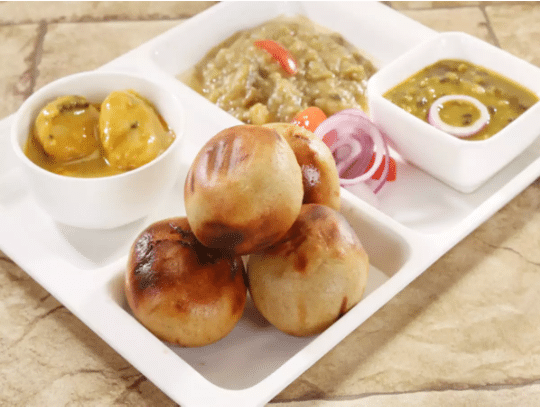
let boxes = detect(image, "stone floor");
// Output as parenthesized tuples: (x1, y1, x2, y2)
(2, 2, 540, 406)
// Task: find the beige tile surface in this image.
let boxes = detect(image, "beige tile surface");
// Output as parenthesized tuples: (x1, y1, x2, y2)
(2, 2, 540, 407)
(0, 24, 40, 118)
(390, 2, 482, 10)
(36, 20, 180, 89)
(0, 1, 218, 24)
(276, 383, 540, 407)
(487, 3, 540, 65)
(399, 7, 494, 43)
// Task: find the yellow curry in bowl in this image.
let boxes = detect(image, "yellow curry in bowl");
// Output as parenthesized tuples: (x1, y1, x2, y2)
(383, 59, 539, 140)
(25, 90, 176, 177)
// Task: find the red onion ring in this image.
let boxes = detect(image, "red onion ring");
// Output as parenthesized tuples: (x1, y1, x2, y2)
(428, 94, 490, 138)
(314, 109, 390, 194)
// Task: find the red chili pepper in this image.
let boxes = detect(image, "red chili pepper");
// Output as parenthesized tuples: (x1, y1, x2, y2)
(254, 39, 298, 75)
(291, 107, 327, 133)
(366, 154, 397, 181)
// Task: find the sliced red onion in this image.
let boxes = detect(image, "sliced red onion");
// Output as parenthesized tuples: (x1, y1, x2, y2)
(428, 94, 490, 138)
(314, 109, 390, 194)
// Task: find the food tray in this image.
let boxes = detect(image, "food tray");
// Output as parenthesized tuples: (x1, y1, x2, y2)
(2, 2, 540, 406)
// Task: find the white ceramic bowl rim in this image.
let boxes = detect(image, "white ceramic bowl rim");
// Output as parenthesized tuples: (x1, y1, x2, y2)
(11, 70, 184, 182)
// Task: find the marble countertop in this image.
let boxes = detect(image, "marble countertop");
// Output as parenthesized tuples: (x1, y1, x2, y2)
(2, 2, 540, 406)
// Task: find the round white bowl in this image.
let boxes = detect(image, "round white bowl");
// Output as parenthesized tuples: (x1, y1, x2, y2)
(11, 70, 185, 229)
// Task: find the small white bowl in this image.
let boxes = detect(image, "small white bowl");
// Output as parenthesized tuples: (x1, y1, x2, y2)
(11, 71, 184, 229)
(368, 32, 540, 193)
